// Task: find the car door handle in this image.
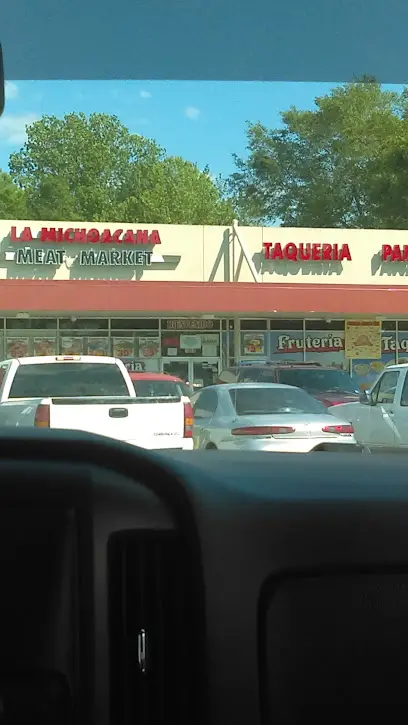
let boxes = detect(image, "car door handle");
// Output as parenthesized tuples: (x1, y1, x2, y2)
(109, 407, 129, 418)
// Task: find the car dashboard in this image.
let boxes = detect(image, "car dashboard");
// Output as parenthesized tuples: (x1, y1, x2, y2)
(0, 429, 408, 724)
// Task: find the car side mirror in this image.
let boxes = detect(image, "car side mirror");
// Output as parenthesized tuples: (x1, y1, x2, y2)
(360, 390, 373, 405)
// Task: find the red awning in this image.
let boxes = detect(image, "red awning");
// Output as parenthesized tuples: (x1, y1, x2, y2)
(0, 279, 406, 315)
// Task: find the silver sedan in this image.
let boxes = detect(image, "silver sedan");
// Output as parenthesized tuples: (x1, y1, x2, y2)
(191, 383, 357, 452)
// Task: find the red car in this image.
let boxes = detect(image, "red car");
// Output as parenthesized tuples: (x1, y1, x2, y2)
(216, 362, 360, 408)
(129, 372, 193, 398)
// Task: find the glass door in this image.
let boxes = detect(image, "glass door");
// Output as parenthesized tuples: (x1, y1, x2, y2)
(162, 358, 190, 382)
(191, 359, 220, 390)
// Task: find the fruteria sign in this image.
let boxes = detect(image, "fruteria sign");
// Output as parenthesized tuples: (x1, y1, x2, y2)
(7, 225, 162, 267)
(263, 242, 352, 262)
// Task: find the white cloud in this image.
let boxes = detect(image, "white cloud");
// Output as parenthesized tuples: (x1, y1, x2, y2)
(5, 82, 18, 101)
(140, 90, 152, 98)
(185, 106, 201, 120)
(0, 113, 38, 145)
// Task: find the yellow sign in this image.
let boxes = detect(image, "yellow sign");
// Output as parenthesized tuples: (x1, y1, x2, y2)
(345, 320, 382, 359)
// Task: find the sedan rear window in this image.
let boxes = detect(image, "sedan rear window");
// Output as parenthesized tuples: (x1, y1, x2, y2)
(229, 387, 327, 415)
(8, 363, 129, 398)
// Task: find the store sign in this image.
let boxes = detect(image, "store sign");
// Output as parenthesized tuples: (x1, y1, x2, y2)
(276, 333, 344, 353)
(263, 242, 352, 262)
(10, 225, 161, 245)
(382, 244, 408, 262)
(8, 247, 153, 267)
(164, 319, 220, 330)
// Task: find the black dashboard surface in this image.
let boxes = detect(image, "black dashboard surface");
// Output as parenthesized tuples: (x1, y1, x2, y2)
(0, 429, 408, 724)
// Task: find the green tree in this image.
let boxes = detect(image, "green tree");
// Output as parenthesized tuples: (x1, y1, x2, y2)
(121, 156, 234, 224)
(228, 81, 408, 228)
(9, 112, 234, 225)
(0, 171, 28, 219)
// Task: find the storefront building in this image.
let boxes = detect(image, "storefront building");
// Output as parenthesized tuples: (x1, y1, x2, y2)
(1, 219, 408, 389)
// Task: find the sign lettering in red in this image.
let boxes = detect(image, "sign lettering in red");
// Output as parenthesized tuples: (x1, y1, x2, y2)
(10, 226, 161, 245)
(263, 242, 352, 262)
(382, 244, 408, 262)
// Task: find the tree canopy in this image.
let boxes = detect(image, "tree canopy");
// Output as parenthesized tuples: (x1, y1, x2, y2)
(227, 81, 408, 228)
(7, 112, 234, 225)
(4, 84, 408, 228)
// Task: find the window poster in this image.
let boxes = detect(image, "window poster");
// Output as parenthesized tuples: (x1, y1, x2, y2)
(242, 333, 265, 356)
(60, 337, 84, 355)
(137, 336, 160, 359)
(7, 338, 29, 358)
(345, 320, 382, 359)
(33, 338, 56, 356)
(87, 337, 109, 356)
(351, 331, 397, 391)
(112, 338, 134, 358)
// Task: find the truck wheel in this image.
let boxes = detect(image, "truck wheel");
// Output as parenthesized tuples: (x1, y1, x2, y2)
(206, 443, 218, 450)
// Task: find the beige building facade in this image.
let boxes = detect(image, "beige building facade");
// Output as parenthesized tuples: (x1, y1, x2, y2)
(0, 219, 408, 390)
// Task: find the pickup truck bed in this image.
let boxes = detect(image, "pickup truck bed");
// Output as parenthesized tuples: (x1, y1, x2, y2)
(0, 356, 194, 450)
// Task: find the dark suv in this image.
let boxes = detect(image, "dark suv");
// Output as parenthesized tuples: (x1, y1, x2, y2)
(216, 361, 360, 408)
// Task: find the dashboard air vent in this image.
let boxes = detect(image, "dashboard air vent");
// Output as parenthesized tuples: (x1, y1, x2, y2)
(108, 530, 199, 725)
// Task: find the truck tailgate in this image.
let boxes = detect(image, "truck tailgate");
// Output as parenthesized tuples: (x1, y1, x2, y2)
(49, 396, 185, 448)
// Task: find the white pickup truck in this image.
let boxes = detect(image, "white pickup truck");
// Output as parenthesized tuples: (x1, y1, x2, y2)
(328, 363, 408, 452)
(0, 355, 194, 450)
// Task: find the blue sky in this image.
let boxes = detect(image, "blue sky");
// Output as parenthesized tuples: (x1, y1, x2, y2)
(0, 81, 405, 180)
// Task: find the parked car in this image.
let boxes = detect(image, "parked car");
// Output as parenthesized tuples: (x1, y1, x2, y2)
(216, 361, 360, 408)
(0, 356, 194, 450)
(191, 382, 357, 452)
(129, 371, 193, 398)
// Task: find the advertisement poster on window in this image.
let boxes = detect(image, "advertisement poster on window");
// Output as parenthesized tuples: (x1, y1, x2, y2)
(345, 320, 382, 359)
(180, 335, 202, 351)
(87, 337, 109, 356)
(351, 331, 398, 391)
(60, 337, 83, 355)
(137, 336, 160, 359)
(113, 338, 134, 358)
(242, 333, 265, 356)
(33, 338, 56, 356)
(268, 330, 347, 369)
(7, 338, 29, 358)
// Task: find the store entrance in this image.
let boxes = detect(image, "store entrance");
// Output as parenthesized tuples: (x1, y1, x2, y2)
(162, 358, 220, 389)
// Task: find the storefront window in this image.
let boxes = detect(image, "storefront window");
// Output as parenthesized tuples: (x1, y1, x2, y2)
(350, 322, 396, 391)
(304, 320, 347, 371)
(268, 329, 304, 362)
(110, 318, 159, 330)
(59, 318, 109, 330)
(6, 317, 57, 330)
(397, 322, 408, 364)
(161, 331, 220, 358)
(240, 331, 267, 358)
(240, 319, 268, 331)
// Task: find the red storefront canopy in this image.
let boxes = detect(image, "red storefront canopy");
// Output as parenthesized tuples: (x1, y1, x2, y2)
(0, 279, 406, 315)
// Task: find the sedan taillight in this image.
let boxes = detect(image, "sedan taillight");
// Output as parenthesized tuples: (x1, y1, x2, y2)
(232, 426, 295, 436)
(322, 424, 354, 435)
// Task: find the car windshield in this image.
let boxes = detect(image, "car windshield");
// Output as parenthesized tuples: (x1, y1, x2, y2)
(1, 5, 404, 455)
(8, 363, 130, 398)
(277, 369, 359, 394)
(229, 387, 327, 416)
(133, 380, 181, 398)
